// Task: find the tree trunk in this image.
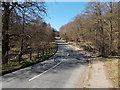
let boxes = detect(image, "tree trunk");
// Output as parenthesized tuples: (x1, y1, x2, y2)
(118, 2, 120, 55)
(97, 3, 106, 56)
(30, 50, 32, 60)
(118, 36, 120, 55)
(2, 3, 10, 64)
(99, 20, 106, 56)
(19, 37, 24, 63)
(118, 21, 120, 55)
(19, 9, 25, 63)
(42, 48, 44, 56)
(37, 49, 40, 57)
(109, 2, 113, 54)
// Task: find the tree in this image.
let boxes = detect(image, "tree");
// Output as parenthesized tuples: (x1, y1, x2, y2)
(118, 2, 120, 55)
(2, 1, 46, 64)
(60, 2, 119, 56)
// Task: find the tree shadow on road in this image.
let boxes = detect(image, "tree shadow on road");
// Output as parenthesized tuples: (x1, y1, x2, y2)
(2, 41, 100, 82)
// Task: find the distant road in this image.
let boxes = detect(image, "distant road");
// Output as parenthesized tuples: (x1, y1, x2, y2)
(2, 38, 88, 88)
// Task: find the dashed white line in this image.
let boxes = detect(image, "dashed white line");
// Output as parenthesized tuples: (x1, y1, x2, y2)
(29, 61, 62, 81)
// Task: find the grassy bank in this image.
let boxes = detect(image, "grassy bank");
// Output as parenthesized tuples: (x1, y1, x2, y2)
(102, 56, 120, 88)
(68, 41, 120, 88)
(1, 43, 58, 75)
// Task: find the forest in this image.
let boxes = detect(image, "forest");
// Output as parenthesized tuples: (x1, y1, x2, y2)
(1, 2, 57, 74)
(60, 2, 120, 57)
(59, 2, 120, 87)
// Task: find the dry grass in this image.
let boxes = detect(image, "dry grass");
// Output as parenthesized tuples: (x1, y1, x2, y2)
(68, 42, 76, 46)
(103, 56, 120, 88)
(1, 44, 58, 75)
(65, 41, 120, 88)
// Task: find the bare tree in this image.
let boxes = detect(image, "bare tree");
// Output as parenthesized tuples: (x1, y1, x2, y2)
(2, 1, 46, 64)
(60, 2, 119, 57)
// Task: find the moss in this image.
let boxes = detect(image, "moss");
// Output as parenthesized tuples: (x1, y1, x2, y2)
(88, 69, 92, 81)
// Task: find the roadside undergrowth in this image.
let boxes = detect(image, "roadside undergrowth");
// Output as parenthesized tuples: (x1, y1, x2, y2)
(102, 56, 120, 88)
(1, 43, 58, 75)
(68, 41, 119, 88)
(87, 65, 92, 85)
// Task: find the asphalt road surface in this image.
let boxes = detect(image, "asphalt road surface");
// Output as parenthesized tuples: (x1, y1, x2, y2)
(1, 38, 88, 88)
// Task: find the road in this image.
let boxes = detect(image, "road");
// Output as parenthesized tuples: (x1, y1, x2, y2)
(1, 38, 88, 88)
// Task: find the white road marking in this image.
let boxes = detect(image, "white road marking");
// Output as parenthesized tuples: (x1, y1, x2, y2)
(29, 61, 62, 81)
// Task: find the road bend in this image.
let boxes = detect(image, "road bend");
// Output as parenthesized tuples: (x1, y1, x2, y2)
(2, 38, 88, 88)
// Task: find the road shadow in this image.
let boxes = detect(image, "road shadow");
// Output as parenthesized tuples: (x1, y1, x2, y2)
(2, 40, 100, 82)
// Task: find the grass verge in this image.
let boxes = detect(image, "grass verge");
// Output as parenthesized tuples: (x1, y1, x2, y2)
(1, 43, 58, 75)
(100, 56, 120, 88)
(68, 41, 120, 88)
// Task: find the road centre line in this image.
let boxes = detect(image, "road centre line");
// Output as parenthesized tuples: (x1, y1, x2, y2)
(29, 61, 62, 81)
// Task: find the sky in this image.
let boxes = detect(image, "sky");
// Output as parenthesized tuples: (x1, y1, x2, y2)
(44, 2, 88, 31)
